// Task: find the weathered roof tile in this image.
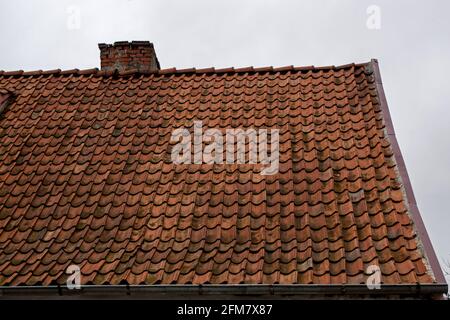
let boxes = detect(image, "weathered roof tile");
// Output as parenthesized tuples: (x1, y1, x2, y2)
(0, 61, 442, 289)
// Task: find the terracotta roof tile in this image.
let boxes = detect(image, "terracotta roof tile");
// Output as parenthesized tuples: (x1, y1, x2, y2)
(0, 61, 443, 289)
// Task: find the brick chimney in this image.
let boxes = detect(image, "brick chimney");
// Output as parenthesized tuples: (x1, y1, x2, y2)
(98, 41, 160, 73)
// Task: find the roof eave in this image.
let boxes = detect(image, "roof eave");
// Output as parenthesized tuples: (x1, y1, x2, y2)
(0, 284, 447, 299)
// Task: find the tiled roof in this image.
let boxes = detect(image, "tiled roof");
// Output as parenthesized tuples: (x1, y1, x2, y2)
(0, 60, 444, 288)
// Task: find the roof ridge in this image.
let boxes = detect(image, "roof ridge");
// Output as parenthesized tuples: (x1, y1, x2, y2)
(0, 62, 371, 78)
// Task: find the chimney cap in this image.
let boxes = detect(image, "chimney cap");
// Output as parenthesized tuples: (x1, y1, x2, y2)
(98, 41, 154, 49)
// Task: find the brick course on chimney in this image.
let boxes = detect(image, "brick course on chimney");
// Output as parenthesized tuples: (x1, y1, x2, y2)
(98, 41, 160, 73)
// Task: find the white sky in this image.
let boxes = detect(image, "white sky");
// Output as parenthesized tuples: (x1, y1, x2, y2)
(1, 0, 449, 279)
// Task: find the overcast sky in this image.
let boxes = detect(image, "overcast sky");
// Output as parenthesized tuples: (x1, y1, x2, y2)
(1, 0, 449, 278)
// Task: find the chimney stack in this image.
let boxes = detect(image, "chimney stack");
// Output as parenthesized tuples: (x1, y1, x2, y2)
(98, 41, 160, 73)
